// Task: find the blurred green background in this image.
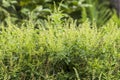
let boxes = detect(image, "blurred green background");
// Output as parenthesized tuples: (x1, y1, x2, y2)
(0, 0, 119, 26)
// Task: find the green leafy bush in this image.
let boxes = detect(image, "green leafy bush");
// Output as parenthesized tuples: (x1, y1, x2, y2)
(0, 10, 120, 80)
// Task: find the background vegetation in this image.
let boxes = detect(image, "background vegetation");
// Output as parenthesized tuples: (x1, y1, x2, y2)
(0, 0, 116, 26)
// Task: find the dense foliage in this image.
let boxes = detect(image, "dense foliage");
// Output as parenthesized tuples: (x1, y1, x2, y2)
(0, 10, 120, 79)
(0, 0, 114, 26)
(0, 0, 120, 80)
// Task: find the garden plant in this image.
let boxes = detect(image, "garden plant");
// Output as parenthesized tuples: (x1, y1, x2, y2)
(0, 7, 120, 80)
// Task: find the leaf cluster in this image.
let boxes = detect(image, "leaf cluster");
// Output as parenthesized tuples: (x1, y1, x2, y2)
(0, 11, 120, 79)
